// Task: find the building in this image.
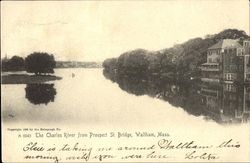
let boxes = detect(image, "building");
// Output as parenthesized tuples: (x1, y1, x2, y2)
(200, 39, 250, 83)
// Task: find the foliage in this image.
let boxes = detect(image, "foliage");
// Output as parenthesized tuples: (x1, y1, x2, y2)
(117, 49, 149, 75)
(25, 52, 56, 75)
(103, 28, 249, 81)
(1, 56, 25, 71)
(102, 58, 118, 71)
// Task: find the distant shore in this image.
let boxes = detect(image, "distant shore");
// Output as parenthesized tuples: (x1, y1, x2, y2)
(1, 74, 62, 84)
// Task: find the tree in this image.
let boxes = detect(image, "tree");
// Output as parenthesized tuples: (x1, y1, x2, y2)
(102, 58, 117, 71)
(1, 56, 24, 71)
(8, 56, 25, 71)
(117, 49, 149, 75)
(25, 52, 56, 75)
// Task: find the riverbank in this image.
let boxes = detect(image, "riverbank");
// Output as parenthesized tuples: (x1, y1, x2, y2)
(1, 74, 62, 84)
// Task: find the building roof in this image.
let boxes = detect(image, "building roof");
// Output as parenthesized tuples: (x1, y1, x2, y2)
(208, 39, 242, 50)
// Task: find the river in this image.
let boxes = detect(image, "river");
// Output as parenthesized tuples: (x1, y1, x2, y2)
(2, 68, 250, 127)
(2, 68, 250, 162)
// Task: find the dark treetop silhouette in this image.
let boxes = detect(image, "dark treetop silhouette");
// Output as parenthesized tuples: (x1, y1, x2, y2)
(1, 56, 25, 71)
(25, 52, 56, 75)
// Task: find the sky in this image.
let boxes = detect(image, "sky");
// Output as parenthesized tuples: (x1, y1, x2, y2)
(1, 0, 249, 62)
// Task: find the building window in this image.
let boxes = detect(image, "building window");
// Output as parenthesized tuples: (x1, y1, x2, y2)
(226, 84, 233, 91)
(239, 49, 243, 55)
(208, 58, 212, 63)
(226, 73, 233, 80)
(246, 74, 250, 81)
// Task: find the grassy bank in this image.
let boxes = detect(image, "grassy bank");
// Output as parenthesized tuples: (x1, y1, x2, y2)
(1, 74, 62, 84)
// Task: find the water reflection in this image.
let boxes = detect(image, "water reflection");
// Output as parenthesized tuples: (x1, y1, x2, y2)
(200, 83, 250, 123)
(25, 84, 57, 105)
(103, 70, 250, 124)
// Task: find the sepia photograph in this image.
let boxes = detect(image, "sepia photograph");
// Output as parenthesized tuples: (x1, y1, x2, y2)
(1, 0, 250, 162)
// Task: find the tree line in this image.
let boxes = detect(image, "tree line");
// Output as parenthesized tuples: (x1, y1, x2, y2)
(103, 29, 250, 81)
(2, 52, 56, 75)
